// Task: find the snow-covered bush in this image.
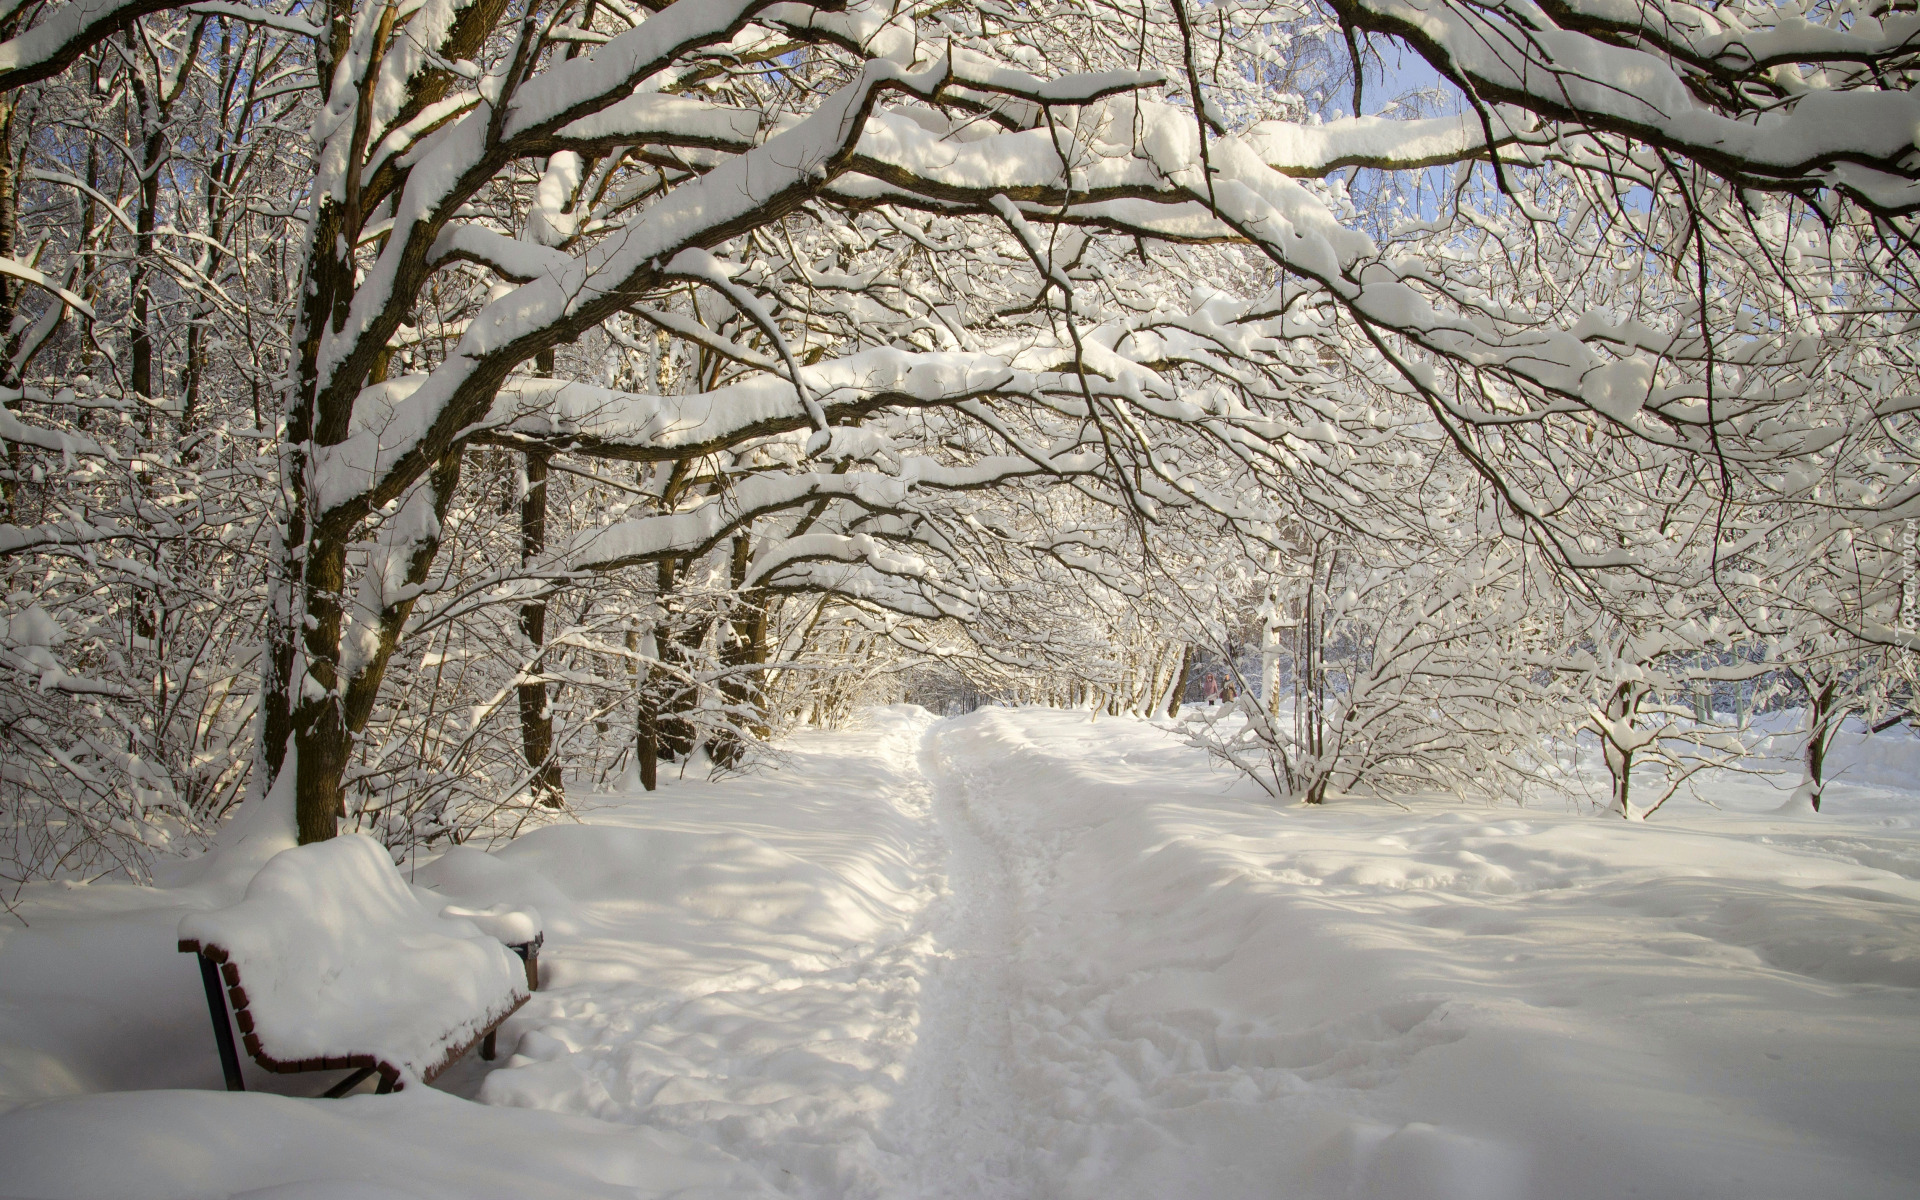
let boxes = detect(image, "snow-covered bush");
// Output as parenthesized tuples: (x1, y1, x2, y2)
(1186, 540, 1566, 804)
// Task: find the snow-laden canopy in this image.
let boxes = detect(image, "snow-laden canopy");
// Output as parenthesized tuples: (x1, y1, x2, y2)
(1, 0, 1917, 862)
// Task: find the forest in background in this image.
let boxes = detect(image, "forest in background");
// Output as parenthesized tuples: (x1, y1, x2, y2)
(3, 0, 1919, 892)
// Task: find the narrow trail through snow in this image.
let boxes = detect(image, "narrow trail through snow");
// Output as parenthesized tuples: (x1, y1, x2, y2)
(876, 725, 1037, 1199)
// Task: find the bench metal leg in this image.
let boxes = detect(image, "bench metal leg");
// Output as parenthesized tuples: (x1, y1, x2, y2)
(322, 1066, 378, 1098)
(196, 954, 246, 1092)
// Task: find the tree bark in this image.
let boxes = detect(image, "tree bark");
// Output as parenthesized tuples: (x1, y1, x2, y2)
(1602, 680, 1642, 819)
(0, 90, 18, 522)
(709, 531, 768, 766)
(516, 374, 561, 807)
(126, 83, 163, 421)
(291, 446, 464, 844)
(124, 24, 204, 425)
(1806, 676, 1838, 814)
(1166, 643, 1193, 718)
(633, 624, 658, 792)
(651, 554, 703, 763)
(292, 535, 350, 843)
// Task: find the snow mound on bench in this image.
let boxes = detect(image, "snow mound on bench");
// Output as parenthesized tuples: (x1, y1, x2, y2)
(179, 835, 529, 1084)
(436, 902, 543, 947)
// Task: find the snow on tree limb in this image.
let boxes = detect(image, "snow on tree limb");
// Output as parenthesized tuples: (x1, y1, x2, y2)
(0, 0, 196, 93)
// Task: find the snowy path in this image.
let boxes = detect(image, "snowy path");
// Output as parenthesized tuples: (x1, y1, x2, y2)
(5, 705, 1920, 1200)
(914, 709, 1920, 1200)
(873, 727, 1035, 1198)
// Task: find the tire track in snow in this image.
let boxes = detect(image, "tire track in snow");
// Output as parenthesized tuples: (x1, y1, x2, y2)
(878, 721, 1039, 1199)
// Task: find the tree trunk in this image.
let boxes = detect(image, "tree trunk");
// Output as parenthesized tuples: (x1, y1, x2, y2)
(1166, 643, 1193, 718)
(1601, 681, 1641, 819)
(289, 444, 463, 844)
(124, 33, 183, 430)
(261, 0, 512, 837)
(264, 177, 357, 834)
(708, 532, 764, 767)
(1261, 590, 1283, 718)
(0, 91, 18, 522)
(292, 536, 350, 843)
(517, 440, 561, 807)
(1806, 677, 1838, 813)
(636, 657, 659, 793)
(654, 555, 705, 763)
(637, 708, 660, 789)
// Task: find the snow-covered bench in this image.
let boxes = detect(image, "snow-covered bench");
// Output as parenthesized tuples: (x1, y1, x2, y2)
(178, 834, 539, 1096)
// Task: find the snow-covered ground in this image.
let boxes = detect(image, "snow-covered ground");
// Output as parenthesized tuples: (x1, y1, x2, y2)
(3, 705, 1919, 1198)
